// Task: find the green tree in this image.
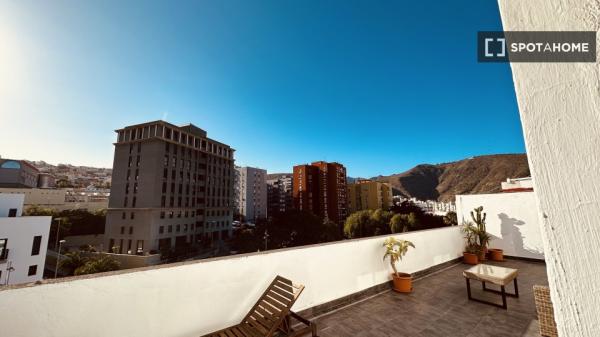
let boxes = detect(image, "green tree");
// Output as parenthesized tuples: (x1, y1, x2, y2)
(390, 213, 409, 233)
(344, 210, 374, 238)
(370, 209, 393, 236)
(389, 212, 419, 233)
(443, 211, 457, 226)
(74, 256, 120, 275)
(407, 212, 419, 229)
(59, 251, 89, 276)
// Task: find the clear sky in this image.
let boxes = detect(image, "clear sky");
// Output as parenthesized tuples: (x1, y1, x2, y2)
(0, 0, 524, 177)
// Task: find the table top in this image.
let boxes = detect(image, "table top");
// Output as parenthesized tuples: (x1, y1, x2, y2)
(463, 264, 518, 286)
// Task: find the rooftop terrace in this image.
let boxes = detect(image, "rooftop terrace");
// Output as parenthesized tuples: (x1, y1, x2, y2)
(314, 259, 547, 337)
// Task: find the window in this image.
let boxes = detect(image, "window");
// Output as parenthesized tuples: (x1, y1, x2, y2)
(136, 240, 144, 253)
(129, 227, 133, 235)
(122, 212, 126, 219)
(28, 265, 37, 276)
(130, 212, 135, 220)
(8, 208, 17, 217)
(160, 211, 165, 219)
(159, 226, 164, 234)
(168, 225, 173, 233)
(132, 197, 137, 207)
(120, 226, 125, 234)
(31, 236, 42, 256)
(127, 240, 132, 253)
(176, 224, 181, 232)
(0, 238, 7, 259)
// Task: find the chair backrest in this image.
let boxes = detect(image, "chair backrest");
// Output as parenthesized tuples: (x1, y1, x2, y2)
(533, 285, 558, 337)
(240, 275, 305, 336)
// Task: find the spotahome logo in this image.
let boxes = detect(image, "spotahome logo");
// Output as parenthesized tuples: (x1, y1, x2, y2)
(478, 31, 596, 62)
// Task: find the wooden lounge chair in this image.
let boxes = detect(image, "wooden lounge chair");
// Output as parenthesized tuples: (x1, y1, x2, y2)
(201, 275, 318, 337)
(533, 285, 558, 337)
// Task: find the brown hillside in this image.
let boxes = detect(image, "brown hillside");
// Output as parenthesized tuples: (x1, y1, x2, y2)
(374, 154, 530, 202)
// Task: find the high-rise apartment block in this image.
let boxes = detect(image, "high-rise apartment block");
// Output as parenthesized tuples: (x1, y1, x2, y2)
(234, 166, 267, 222)
(293, 161, 348, 224)
(347, 179, 393, 213)
(266, 174, 293, 216)
(104, 121, 235, 255)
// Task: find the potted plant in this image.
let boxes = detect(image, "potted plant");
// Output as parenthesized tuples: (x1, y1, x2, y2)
(461, 221, 480, 265)
(383, 237, 415, 293)
(488, 248, 504, 261)
(470, 206, 491, 261)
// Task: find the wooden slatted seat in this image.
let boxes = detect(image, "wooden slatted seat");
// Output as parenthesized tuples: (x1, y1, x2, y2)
(201, 276, 318, 337)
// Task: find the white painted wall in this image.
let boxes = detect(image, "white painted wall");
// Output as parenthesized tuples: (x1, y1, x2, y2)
(498, 1, 600, 335)
(0, 193, 24, 217)
(456, 192, 544, 259)
(0, 226, 462, 337)
(0, 216, 51, 285)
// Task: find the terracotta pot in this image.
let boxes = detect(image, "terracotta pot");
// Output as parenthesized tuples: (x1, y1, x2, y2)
(489, 248, 504, 261)
(479, 247, 487, 261)
(391, 272, 413, 293)
(463, 252, 479, 265)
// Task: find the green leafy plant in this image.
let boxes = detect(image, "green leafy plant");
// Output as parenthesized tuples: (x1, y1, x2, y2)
(461, 221, 480, 253)
(383, 237, 415, 277)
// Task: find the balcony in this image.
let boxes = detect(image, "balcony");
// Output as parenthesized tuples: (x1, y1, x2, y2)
(0, 226, 550, 337)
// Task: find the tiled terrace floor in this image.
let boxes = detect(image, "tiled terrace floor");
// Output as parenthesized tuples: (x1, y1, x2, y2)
(315, 259, 548, 337)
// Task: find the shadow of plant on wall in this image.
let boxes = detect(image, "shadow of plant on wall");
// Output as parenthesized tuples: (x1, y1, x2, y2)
(498, 213, 543, 258)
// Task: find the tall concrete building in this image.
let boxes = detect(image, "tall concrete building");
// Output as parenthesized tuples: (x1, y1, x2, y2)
(293, 161, 348, 224)
(266, 174, 293, 216)
(104, 121, 235, 255)
(234, 166, 267, 223)
(347, 179, 393, 213)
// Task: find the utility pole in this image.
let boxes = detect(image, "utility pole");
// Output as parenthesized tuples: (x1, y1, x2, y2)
(54, 218, 62, 250)
(263, 230, 269, 251)
(54, 239, 66, 279)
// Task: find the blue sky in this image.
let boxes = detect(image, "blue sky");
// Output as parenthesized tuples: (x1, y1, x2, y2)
(0, 0, 524, 177)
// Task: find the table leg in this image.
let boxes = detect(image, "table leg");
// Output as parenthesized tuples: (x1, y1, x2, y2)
(501, 285, 507, 309)
(514, 278, 519, 298)
(466, 278, 472, 300)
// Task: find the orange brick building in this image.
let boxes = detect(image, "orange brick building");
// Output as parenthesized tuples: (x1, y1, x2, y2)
(293, 161, 348, 225)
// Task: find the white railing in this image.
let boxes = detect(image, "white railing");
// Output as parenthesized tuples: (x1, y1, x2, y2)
(0, 226, 463, 337)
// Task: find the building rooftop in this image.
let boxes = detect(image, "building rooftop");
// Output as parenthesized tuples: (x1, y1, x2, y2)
(314, 259, 547, 337)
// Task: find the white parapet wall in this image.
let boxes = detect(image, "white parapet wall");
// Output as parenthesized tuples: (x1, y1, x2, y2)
(456, 192, 544, 260)
(0, 226, 463, 337)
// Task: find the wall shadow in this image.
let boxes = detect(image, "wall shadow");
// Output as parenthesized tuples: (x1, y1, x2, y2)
(498, 212, 543, 258)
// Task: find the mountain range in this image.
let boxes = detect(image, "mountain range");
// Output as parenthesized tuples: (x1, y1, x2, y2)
(372, 153, 530, 202)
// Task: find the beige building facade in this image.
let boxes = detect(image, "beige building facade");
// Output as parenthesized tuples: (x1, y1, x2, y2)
(347, 180, 393, 213)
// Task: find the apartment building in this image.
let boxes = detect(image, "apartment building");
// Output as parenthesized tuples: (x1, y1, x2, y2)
(0, 158, 48, 188)
(347, 179, 393, 213)
(293, 161, 348, 224)
(0, 194, 51, 285)
(104, 121, 235, 255)
(266, 174, 293, 216)
(235, 166, 267, 222)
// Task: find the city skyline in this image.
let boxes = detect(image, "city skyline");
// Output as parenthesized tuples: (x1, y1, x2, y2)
(0, 1, 524, 177)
